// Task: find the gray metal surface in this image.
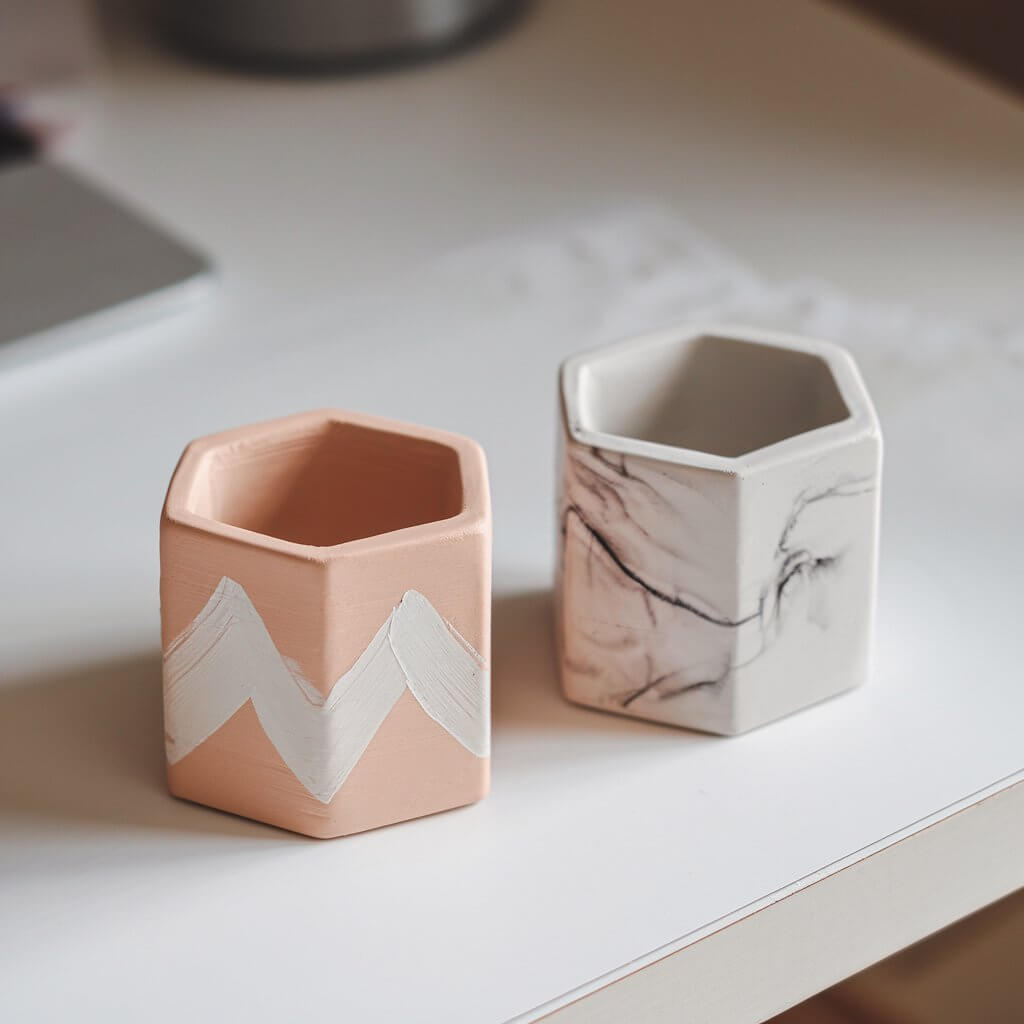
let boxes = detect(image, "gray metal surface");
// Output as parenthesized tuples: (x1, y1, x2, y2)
(0, 162, 211, 362)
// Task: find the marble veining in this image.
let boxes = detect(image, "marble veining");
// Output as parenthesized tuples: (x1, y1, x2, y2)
(563, 455, 874, 704)
(557, 326, 883, 735)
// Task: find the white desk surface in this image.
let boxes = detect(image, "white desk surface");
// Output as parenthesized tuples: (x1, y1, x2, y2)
(2, 2, 1023, 1021)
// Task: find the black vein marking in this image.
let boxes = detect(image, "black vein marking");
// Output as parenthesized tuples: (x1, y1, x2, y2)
(765, 475, 874, 627)
(589, 447, 669, 505)
(623, 673, 674, 707)
(563, 503, 758, 629)
(591, 447, 632, 479)
(640, 590, 658, 628)
(656, 676, 722, 701)
(564, 466, 877, 708)
(570, 450, 703, 565)
(570, 454, 630, 517)
(620, 656, 668, 707)
(773, 549, 839, 609)
(621, 658, 731, 707)
(776, 479, 875, 557)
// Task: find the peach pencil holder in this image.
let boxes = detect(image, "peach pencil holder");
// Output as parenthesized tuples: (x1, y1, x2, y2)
(159, 409, 492, 838)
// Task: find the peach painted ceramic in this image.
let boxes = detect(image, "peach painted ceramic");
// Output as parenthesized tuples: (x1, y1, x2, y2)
(557, 324, 882, 735)
(160, 409, 491, 837)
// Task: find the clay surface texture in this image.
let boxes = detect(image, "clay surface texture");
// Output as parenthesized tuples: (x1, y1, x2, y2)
(557, 326, 882, 735)
(160, 409, 491, 837)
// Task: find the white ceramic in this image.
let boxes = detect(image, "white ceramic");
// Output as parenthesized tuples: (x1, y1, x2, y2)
(556, 324, 882, 735)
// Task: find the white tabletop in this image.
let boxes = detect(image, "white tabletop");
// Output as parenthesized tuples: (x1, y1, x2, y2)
(2, 2, 1023, 1021)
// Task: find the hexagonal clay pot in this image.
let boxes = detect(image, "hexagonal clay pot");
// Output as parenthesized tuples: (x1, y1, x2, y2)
(160, 409, 491, 837)
(557, 325, 882, 735)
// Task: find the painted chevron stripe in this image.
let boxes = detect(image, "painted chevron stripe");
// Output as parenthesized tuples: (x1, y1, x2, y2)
(163, 577, 489, 803)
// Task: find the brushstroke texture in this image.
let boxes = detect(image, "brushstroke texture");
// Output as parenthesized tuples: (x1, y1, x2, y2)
(163, 577, 489, 803)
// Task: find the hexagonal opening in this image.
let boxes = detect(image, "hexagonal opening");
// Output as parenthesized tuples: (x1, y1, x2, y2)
(579, 333, 850, 457)
(188, 419, 464, 547)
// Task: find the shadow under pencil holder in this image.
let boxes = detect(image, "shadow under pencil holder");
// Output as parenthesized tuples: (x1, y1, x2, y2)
(556, 324, 882, 735)
(160, 409, 492, 838)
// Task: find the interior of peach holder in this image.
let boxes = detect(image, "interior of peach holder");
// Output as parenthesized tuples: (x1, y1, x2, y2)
(189, 419, 464, 546)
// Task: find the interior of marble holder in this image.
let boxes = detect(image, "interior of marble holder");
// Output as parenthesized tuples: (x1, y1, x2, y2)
(581, 333, 850, 457)
(188, 420, 464, 546)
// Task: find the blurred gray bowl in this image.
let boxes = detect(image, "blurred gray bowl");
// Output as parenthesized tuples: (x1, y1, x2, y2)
(159, 0, 525, 72)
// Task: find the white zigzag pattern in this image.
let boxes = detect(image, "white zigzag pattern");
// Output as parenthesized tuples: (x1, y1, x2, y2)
(163, 577, 489, 803)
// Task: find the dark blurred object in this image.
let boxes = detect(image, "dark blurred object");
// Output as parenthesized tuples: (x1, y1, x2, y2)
(157, 0, 526, 74)
(0, 106, 40, 166)
(841, 0, 1024, 95)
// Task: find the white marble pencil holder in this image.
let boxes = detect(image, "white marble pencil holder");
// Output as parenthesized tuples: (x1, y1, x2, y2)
(556, 325, 882, 735)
